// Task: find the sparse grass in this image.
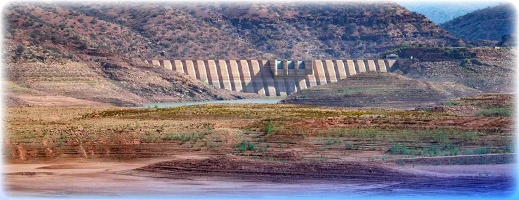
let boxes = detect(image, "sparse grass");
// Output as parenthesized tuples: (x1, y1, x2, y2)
(163, 133, 179, 141)
(476, 107, 512, 117)
(162, 132, 206, 145)
(387, 142, 499, 157)
(315, 155, 328, 162)
(432, 131, 449, 144)
(257, 144, 269, 153)
(463, 147, 491, 155)
(278, 141, 286, 149)
(325, 137, 342, 146)
(349, 128, 378, 139)
(388, 143, 462, 157)
(461, 131, 477, 143)
(5, 103, 513, 161)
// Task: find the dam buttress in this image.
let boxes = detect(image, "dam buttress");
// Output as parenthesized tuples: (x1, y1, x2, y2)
(146, 59, 397, 96)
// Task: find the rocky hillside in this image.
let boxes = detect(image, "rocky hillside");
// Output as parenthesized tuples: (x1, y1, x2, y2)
(440, 3, 516, 43)
(281, 72, 480, 109)
(62, 2, 463, 59)
(4, 2, 470, 106)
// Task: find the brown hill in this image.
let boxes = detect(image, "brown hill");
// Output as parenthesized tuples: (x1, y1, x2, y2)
(4, 2, 469, 106)
(4, 3, 256, 106)
(440, 3, 516, 43)
(64, 2, 463, 59)
(281, 72, 481, 109)
(189, 2, 464, 59)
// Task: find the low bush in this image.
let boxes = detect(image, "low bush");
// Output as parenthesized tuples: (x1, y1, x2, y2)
(235, 140, 257, 152)
(264, 122, 275, 134)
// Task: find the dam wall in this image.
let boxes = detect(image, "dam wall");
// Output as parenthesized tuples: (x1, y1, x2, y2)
(146, 59, 397, 96)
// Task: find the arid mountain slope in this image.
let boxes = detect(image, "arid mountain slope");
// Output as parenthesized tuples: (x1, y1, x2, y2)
(4, 2, 469, 106)
(65, 2, 463, 59)
(440, 3, 516, 43)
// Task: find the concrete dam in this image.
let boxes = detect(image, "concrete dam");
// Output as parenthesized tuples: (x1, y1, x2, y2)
(146, 59, 397, 96)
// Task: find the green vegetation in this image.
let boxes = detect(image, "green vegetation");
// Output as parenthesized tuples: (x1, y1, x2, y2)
(326, 138, 342, 146)
(463, 147, 491, 155)
(476, 107, 512, 117)
(388, 144, 460, 157)
(235, 140, 257, 152)
(264, 122, 275, 134)
(442, 47, 471, 59)
(345, 142, 354, 150)
(444, 101, 456, 107)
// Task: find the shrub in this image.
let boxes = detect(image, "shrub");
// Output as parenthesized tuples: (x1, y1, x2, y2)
(389, 144, 409, 154)
(264, 122, 275, 134)
(345, 142, 353, 150)
(235, 140, 256, 152)
(15, 45, 25, 55)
